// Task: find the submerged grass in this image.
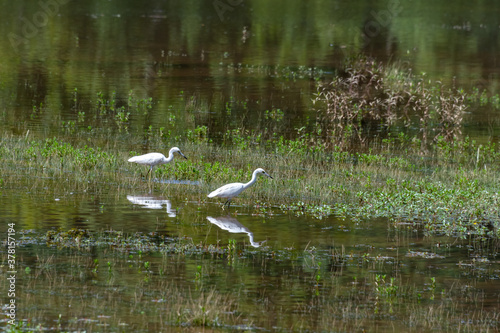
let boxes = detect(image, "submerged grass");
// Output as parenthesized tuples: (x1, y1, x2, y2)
(4, 228, 499, 332)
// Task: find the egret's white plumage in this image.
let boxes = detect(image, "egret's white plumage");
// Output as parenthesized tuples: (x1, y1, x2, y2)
(207, 168, 273, 209)
(128, 147, 187, 181)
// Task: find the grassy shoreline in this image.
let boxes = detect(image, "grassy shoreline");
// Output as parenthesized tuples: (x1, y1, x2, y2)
(1, 130, 499, 240)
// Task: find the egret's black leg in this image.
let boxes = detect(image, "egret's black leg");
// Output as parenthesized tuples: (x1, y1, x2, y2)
(222, 199, 231, 210)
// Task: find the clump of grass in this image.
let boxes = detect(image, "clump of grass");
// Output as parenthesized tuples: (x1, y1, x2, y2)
(39, 228, 247, 259)
(171, 288, 238, 327)
(313, 56, 467, 150)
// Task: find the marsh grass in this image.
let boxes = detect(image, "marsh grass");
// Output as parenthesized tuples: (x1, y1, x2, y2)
(2, 126, 500, 240)
(313, 56, 468, 150)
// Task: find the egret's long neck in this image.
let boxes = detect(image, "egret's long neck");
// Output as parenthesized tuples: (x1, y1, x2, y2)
(166, 149, 175, 162)
(243, 170, 259, 189)
(248, 232, 255, 244)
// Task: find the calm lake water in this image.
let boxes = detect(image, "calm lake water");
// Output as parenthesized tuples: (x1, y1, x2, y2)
(1, 0, 500, 331)
(2, 0, 500, 140)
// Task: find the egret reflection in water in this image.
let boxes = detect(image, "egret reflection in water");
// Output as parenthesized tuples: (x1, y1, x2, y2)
(126, 195, 177, 217)
(206, 216, 266, 248)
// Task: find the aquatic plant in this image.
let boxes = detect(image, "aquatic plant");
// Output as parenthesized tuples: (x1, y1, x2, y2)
(313, 56, 468, 150)
(186, 125, 209, 144)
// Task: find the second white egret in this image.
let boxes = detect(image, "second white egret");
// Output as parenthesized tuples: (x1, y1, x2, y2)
(128, 147, 187, 181)
(207, 168, 273, 209)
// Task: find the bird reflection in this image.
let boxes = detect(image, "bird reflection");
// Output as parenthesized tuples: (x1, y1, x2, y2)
(206, 216, 266, 248)
(126, 195, 177, 217)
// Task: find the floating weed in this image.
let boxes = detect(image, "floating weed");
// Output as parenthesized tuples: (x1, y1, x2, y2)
(30, 102, 43, 120)
(72, 87, 79, 109)
(373, 274, 399, 314)
(172, 288, 239, 328)
(264, 108, 284, 121)
(429, 276, 436, 300)
(92, 258, 99, 274)
(252, 200, 274, 216)
(115, 109, 130, 130)
(314, 261, 322, 296)
(186, 125, 209, 144)
(194, 265, 203, 290)
(77, 111, 85, 122)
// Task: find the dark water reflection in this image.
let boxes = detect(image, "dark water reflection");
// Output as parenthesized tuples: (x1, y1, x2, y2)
(2, 0, 500, 141)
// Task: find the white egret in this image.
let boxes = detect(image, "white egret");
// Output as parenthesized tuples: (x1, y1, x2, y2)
(128, 147, 187, 181)
(207, 168, 273, 209)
